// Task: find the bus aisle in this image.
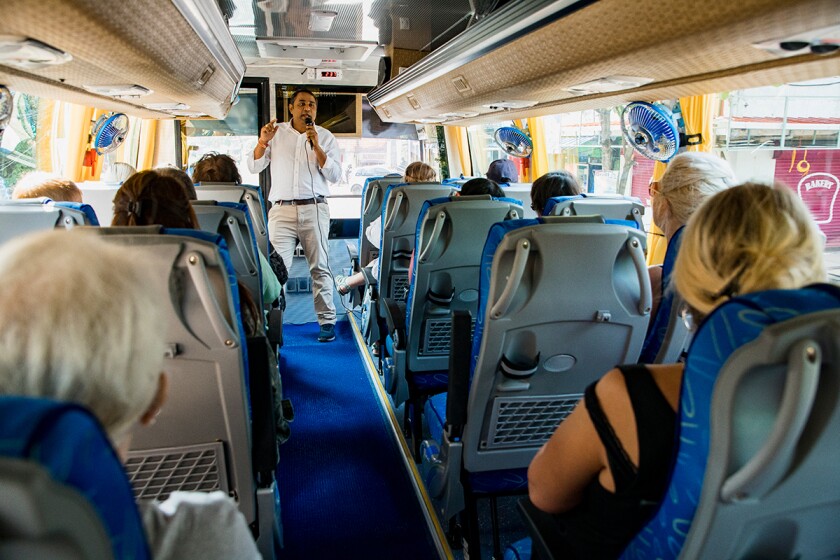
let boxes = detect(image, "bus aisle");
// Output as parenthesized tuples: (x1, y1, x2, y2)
(276, 241, 447, 558)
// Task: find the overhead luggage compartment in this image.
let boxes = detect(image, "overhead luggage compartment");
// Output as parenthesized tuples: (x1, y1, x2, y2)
(0, 0, 245, 119)
(367, 0, 840, 126)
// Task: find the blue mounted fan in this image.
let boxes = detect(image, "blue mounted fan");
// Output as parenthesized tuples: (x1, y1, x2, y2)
(621, 101, 702, 162)
(92, 112, 129, 155)
(493, 126, 533, 158)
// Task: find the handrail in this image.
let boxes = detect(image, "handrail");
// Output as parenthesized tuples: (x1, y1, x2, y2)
(184, 250, 239, 349)
(490, 238, 530, 319)
(721, 338, 820, 502)
(363, 184, 381, 216)
(418, 211, 447, 263)
(627, 236, 652, 316)
(226, 216, 258, 275)
(384, 191, 405, 231)
(243, 193, 266, 237)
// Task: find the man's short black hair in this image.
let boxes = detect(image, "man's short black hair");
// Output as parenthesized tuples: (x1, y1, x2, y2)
(289, 88, 317, 106)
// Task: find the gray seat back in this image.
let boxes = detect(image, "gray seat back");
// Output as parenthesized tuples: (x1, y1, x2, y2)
(378, 182, 455, 301)
(463, 218, 651, 472)
(92, 227, 256, 527)
(359, 175, 405, 269)
(680, 309, 840, 559)
(192, 200, 263, 309)
(194, 183, 268, 257)
(407, 196, 523, 374)
(547, 194, 645, 233)
(0, 199, 93, 245)
(0, 458, 113, 560)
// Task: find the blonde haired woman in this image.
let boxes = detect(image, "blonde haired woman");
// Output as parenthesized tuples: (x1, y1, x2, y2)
(526, 183, 826, 559)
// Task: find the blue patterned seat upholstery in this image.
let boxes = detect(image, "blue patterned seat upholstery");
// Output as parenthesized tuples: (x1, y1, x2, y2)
(0, 396, 151, 559)
(638, 225, 690, 363)
(622, 284, 840, 559)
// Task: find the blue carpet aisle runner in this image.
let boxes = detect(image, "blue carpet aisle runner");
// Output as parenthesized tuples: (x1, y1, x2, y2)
(277, 320, 440, 559)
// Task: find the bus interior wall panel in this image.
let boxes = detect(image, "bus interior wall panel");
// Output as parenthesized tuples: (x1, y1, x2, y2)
(0, 0, 244, 119)
(368, 0, 840, 126)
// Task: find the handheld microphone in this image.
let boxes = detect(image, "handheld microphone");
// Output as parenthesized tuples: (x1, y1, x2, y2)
(304, 117, 314, 148)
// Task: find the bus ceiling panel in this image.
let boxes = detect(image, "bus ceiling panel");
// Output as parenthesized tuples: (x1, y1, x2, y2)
(367, 0, 840, 126)
(0, 0, 246, 119)
(226, 0, 476, 88)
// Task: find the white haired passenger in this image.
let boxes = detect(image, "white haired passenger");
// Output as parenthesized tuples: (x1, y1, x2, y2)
(648, 151, 736, 317)
(0, 230, 260, 560)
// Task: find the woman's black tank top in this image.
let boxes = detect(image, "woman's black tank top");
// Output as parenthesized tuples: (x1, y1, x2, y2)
(536, 364, 677, 559)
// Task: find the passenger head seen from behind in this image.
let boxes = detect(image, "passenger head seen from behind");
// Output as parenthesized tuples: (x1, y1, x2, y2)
(155, 166, 198, 200)
(530, 171, 581, 216)
(460, 177, 505, 198)
(487, 159, 518, 184)
(404, 161, 436, 183)
(674, 182, 826, 322)
(0, 230, 167, 448)
(652, 151, 735, 240)
(192, 152, 242, 184)
(12, 172, 83, 203)
(112, 170, 199, 229)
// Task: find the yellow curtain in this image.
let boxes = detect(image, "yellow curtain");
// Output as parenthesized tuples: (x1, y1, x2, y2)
(679, 94, 716, 153)
(443, 126, 472, 178)
(80, 109, 107, 182)
(646, 94, 716, 265)
(137, 119, 158, 171)
(646, 161, 668, 265)
(526, 116, 549, 181)
(64, 104, 96, 183)
(35, 100, 56, 173)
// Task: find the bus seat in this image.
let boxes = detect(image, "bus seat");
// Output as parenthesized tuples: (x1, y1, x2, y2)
(53, 201, 100, 225)
(638, 225, 691, 364)
(90, 226, 277, 557)
(501, 183, 537, 219)
(544, 194, 645, 234)
(420, 217, 651, 557)
(0, 396, 150, 559)
(623, 284, 840, 560)
(0, 199, 98, 245)
(193, 200, 264, 311)
(381, 195, 523, 453)
(194, 183, 268, 257)
(351, 175, 406, 319)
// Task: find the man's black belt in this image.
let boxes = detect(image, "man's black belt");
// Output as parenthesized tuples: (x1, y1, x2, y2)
(276, 196, 326, 205)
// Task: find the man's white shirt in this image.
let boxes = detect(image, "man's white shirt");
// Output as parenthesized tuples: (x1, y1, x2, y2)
(246, 121, 342, 202)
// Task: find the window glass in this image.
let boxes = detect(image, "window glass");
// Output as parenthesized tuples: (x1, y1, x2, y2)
(0, 92, 53, 197)
(185, 88, 261, 185)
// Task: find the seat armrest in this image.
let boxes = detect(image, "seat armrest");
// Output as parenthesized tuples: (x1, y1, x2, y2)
(446, 310, 472, 439)
(381, 297, 407, 349)
(517, 498, 557, 560)
(346, 242, 360, 271)
(361, 267, 377, 287)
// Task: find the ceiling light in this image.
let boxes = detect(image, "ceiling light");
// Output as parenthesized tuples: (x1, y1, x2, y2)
(0, 36, 71, 69)
(564, 76, 653, 95)
(309, 10, 338, 32)
(415, 117, 443, 124)
(754, 24, 840, 57)
(144, 102, 190, 111)
(482, 100, 538, 111)
(437, 111, 480, 119)
(82, 84, 152, 97)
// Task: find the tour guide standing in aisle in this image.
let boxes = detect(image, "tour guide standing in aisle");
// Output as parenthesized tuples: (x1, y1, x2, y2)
(247, 88, 341, 342)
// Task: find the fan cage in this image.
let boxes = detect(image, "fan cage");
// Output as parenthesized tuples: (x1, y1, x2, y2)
(621, 102, 679, 162)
